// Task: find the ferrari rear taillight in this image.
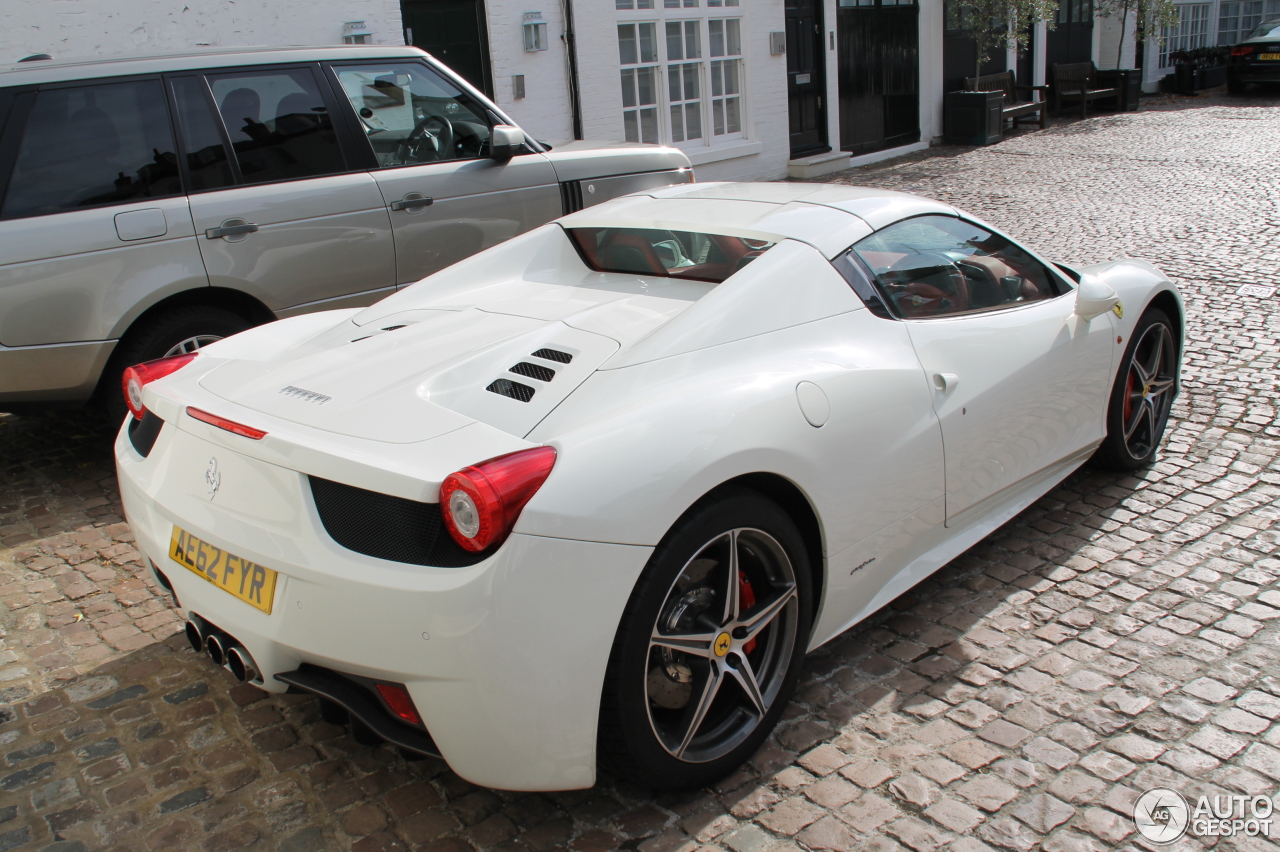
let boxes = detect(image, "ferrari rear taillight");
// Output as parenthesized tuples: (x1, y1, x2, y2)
(122, 353, 199, 420)
(1232, 45, 1255, 56)
(439, 447, 557, 552)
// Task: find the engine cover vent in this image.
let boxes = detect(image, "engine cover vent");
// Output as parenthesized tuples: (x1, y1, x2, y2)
(508, 362, 555, 382)
(486, 378, 535, 402)
(531, 348, 573, 364)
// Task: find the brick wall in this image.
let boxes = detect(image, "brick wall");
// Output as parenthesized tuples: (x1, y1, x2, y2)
(1, 0, 405, 62)
(483, 3, 574, 141)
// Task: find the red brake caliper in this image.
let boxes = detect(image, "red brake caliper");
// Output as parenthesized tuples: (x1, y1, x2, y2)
(1123, 370, 1134, 424)
(738, 571, 758, 654)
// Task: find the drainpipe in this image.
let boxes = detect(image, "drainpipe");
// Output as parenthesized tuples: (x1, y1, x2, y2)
(562, 0, 584, 139)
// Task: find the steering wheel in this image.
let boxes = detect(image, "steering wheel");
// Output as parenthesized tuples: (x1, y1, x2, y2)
(398, 114, 455, 163)
(886, 252, 970, 317)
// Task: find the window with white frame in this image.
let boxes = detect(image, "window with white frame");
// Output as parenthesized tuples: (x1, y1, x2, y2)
(1160, 3, 1210, 66)
(1219, 0, 1280, 44)
(616, 1, 744, 148)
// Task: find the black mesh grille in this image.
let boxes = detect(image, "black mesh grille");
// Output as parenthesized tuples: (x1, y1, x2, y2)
(486, 379, 535, 402)
(381, 324, 407, 331)
(509, 362, 555, 382)
(128, 410, 164, 458)
(531, 348, 573, 364)
(308, 477, 491, 567)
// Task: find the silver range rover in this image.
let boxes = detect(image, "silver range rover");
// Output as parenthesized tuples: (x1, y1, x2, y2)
(0, 46, 692, 414)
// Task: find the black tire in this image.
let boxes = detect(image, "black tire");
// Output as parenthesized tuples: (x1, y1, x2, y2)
(101, 306, 252, 423)
(1092, 308, 1178, 471)
(598, 488, 812, 790)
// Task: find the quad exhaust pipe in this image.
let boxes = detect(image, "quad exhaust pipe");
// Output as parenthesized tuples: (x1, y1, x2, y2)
(183, 616, 259, 684)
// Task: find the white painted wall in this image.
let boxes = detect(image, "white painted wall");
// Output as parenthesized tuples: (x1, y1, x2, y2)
(1, 0, 405, 63)
(1095, 14, 1138, 70)
(483, 3, 575, 141)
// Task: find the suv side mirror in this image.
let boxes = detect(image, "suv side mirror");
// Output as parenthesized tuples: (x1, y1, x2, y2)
(1074, 274, 1120, 321)
(490, 125, 525, 162)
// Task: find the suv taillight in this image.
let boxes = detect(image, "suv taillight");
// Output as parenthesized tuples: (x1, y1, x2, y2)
(122, 353, 198, 420)
(439, 447, 557, 552)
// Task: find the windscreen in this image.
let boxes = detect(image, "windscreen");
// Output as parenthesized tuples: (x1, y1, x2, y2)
(567, 227, 775, 284)
(1247, 19, 1280, 38)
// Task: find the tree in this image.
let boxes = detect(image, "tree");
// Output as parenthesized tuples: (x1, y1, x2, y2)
(948, 0, 1059, 86)
(1095, 0, 1180, 69)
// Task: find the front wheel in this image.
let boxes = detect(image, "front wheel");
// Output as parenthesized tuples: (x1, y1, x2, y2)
(598, 490, 812, 790)
(1092, 308, 1178, 470)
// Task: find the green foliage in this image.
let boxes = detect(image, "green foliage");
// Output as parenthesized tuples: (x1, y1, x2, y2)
(949, 0, 1059, 84)
(1169, 45, 1231, 67)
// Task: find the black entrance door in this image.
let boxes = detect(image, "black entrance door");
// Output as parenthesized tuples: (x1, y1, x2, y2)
(1047, 0, 1094, 67)
(942, 2, 1007, 92)
(838, 0, 920, 157)
(400, 0, 493, 97)
(786, 0, 829, 158)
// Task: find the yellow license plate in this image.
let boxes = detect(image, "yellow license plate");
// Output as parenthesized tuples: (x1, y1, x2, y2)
(169, 526, 278, 614)
(1260, 53, 1280, 60)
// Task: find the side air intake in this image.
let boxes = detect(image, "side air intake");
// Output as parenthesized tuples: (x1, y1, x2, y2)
(560, 181, 584, 215)
(531, 348, 573, 364)
(486, 379, 535, 402)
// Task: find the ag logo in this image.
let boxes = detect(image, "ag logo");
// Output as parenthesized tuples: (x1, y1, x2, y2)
(1134, 788, 1189, 843)
(714, 632, 731, 657)
(205, 457, 221, 501)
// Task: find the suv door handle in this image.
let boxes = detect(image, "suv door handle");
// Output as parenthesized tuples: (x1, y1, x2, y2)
(204, 222, 259, 239)
(390, 193, 433, 212)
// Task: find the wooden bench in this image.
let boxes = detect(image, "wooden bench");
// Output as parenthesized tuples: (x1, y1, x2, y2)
(1052, 62, 1119, 119)
(963, 70, 1048, 131)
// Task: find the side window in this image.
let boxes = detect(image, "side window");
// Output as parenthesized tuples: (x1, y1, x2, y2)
(852, 215, 1060, 319)
(331, 63, 492, 167)
(170, 76, 234, 191)
(1, 80, 181, 219)
(206, 68, 344, 185)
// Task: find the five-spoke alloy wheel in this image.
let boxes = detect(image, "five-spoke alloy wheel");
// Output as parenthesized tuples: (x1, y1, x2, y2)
(1094, 308, 1179, 470)
(599, 489, 811, 790)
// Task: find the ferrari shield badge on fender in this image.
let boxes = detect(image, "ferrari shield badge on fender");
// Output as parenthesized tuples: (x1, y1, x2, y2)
(205, 457, 221, 501)
(1113, 302, 1124, 318)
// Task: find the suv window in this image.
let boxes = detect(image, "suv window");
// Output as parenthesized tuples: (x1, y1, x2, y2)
(852, 215, 1060, 319)
(332, 62, 492, 166)
(170, 76, 234, 191)
(1, 80, 181, 219)
(207, 68, 344, 185)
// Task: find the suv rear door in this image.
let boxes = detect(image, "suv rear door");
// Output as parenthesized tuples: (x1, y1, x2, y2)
(325, 59, 561, 287)
(175, 63, 397, 316)
(0, 76, 206, 399)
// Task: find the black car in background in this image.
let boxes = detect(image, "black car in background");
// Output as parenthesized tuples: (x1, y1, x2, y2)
(1230, 18, 1280, 93)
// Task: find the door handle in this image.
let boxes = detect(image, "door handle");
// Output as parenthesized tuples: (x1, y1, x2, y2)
(933, 373, 959, 395)
(204, 222, 259, 239)
(390, 193, 433, 212)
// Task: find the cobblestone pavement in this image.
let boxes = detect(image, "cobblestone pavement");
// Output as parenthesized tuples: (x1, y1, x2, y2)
(3, 87, 1280, 852)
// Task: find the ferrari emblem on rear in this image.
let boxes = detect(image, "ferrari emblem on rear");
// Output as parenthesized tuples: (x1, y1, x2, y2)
(205, 457, 221, 501)
(714, 632, 731, 657)
(280, 385, 332, 404)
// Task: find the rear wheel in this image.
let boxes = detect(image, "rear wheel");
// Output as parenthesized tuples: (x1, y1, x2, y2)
(1092, 308, 1178, 470)
(598, 490, 811, 790)
(102, 305, 253, 423)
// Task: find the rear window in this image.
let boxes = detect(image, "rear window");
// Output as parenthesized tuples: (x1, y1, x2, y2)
(1247, 19, 1280, 38)
(567, 227, 775, 283)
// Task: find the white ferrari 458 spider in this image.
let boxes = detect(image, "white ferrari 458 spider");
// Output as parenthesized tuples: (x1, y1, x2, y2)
(115, 182, 1182, 792)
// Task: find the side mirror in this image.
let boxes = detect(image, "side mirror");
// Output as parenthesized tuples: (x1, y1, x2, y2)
(1074, 274, 1121, 321)
(489, 125, 525, 162)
